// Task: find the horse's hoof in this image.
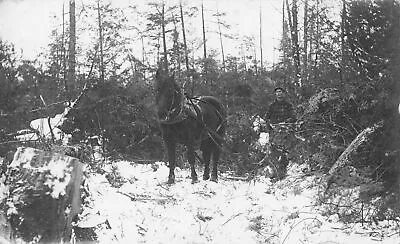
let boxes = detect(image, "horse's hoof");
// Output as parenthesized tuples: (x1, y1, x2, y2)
(203, 174, 210, 180)
(167, 178, 175, 184)
(210, 177, 218, 183)
(191, 175, 199, 184)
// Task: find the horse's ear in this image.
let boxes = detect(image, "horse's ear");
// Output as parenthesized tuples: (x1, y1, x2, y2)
(156, 68, 162, 80)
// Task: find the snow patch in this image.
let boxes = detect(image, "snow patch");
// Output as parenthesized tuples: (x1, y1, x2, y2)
(75, 161, 400, 244)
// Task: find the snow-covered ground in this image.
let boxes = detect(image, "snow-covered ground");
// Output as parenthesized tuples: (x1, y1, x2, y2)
(77, 161, 400, 244)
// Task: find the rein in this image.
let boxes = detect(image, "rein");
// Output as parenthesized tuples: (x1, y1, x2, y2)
(186, 95, 227, 133)
(158, 86, 186, 124)
(185, 94, 232, 154)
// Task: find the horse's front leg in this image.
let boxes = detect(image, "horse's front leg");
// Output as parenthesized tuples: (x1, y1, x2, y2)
(202, 146, 211, 181)
(166, 140, 176, 184)
(187, 144, 198, 183)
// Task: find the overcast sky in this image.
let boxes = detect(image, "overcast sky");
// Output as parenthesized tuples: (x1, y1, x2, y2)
(0, 0, 282, 65)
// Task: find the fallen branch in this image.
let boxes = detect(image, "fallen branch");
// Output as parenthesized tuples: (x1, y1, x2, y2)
(222, 212, 243, 226)
(281, 217, 322, 244)
(388, 231, 400, 238)
(156, 182, 171, 191)
(117, 191, 174, 203)
(0, 100, 69, 117)
(192, 190, 215, 198)
(129, 159, 158, 165)
(117, 191, 150, 201)
(136, 224, 148, 235)
(224, 176, 249, 181)
(326, 121, 384, 190)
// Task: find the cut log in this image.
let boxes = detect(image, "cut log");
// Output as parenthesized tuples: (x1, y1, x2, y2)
(1, 147, 83, 243)
(326, 121, 384, 190)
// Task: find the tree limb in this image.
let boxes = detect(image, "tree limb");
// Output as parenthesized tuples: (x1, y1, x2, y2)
(326, 121, 384, 190)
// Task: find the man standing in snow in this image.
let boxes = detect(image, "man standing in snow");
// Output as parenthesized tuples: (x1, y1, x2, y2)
(263, 87, 296, 181)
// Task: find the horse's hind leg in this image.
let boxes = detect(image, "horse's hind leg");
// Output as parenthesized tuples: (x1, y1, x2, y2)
(202, 146, 211, 180)
(211, 148, 221, 182)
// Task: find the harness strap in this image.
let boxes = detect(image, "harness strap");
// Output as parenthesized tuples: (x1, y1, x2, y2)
(185, 95, 232, 154)
(159, 87, 186, 124)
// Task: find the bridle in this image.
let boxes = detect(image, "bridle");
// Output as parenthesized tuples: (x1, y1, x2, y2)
(158, 82, 186, 124)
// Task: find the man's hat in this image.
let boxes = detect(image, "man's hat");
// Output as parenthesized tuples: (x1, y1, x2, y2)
(274, 87, 286, 92)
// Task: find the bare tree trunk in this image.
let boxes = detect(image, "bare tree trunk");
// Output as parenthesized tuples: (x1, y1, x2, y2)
(191, 41, 196, 95)
(285, 0, 301, 94)
(303, 0, 308, 85)
(161, 1, 168, 72)
(285, 0, 293, 42)
(308, 14, 313, 83)
(340, 0, 347, 83)
(201, 1, 207, 73)
(62, 3, 67, 91)
(259, 0, 263, 72)
(56, 44, 60, 83)
(67, 0, 76, 95)
(284, 0, 293, 90)
(157, 32, 161, 65)
(97, 0, 105, 82)
(313, 0, 320, 81)
(241, 43, 247, 71)
(282, 0, 286, 82)
(218, 30, 225, 72)
(291, 0, 301, 89)
(180, 2, 190, 74)
(171, 13, 181, 77)
(216, 9, 225, 72)
(254, 44, 258, 74)
(281, 0, 291, 86)
(141, 36, 146, 65)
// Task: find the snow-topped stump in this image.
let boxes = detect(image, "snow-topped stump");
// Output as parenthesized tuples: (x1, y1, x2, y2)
(2, 147, 83, 243)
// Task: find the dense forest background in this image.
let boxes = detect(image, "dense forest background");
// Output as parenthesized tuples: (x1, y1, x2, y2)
(1, 0, 400, 222)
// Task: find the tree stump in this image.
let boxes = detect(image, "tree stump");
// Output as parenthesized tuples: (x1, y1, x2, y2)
(0, 147, 83, 243)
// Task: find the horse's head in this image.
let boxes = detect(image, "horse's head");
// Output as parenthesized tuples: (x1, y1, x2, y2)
(155, 69, 184, 123)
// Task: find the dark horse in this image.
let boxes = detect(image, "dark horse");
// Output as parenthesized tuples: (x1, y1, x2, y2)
(155, 69, 226, 184)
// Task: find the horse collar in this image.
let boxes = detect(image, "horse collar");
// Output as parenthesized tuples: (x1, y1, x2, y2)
(158, 96, 202, 125)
